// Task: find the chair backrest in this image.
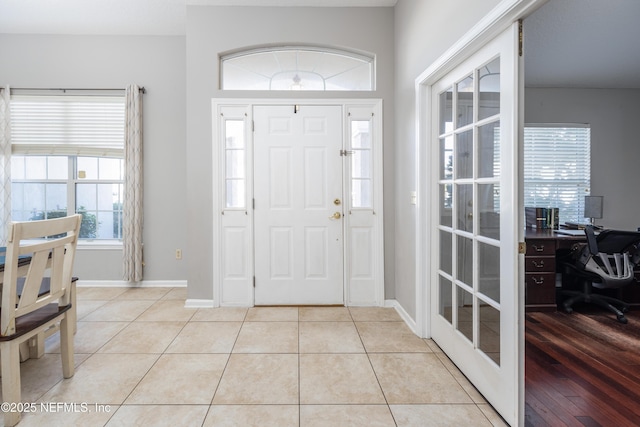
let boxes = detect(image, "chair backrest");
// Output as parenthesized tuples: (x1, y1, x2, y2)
(579, 226, 640, 288)
(1, 214, 81, 337)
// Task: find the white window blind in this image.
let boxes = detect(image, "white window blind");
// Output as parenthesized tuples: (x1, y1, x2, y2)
(523, 124, 591, 224)
(10, 95, 125, 157)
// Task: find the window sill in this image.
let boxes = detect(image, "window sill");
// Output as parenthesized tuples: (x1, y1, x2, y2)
(78, 240, 123, 250)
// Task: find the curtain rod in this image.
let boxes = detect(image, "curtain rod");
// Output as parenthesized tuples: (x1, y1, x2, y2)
(7, 87, 146, 94)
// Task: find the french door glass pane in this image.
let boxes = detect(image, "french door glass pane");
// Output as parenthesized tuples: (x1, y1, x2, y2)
(478, 183, 500, 240)
(478, 241, 500, 302)
(439, 184, 452, 227)
(440, 136, 453, 179)
(456, 184, 473, 233)
(456, 286, 473, 343)
(456, 75, 474, 128)
(479, 304, 501, 366)
(439, 87, 453, 134)
(439, 276, 453, 324)
(456, 235, 473, 286)
(439, 230, 452, 275)
(455, 130, 473, 179)
(478, 57, 500, 121)
(478, 121, 500, 178)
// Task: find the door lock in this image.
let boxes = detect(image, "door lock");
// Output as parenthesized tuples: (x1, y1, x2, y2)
(334, 198, 341, 205)
(329, 212, 342, 220)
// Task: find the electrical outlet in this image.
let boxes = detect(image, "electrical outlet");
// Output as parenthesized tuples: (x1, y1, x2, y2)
(175, 249, 182, 260)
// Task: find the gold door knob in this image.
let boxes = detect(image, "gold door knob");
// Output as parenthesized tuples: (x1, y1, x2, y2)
(329, 212, 342, 220)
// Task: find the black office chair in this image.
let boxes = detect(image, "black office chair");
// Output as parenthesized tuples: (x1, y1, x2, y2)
(562, 226, 640, 323)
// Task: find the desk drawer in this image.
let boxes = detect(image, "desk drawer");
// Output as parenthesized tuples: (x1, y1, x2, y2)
(526, 239, 555, 256)
(525, 256, 556, 273)
(525, 273, 557, 305)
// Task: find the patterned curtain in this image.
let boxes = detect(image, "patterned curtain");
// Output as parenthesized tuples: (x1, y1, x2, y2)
(123, 84, 144, 282)
(0, 87, 10, 246)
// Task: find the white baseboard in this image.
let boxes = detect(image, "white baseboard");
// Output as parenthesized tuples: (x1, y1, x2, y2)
(76, 280, 187, 288)
(385, 299, 419, 336)
(185, 299, 215, 308)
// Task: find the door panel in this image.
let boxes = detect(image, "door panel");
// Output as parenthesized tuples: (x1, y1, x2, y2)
(254, 105, 344, 305)
(430, 24, 521, 425)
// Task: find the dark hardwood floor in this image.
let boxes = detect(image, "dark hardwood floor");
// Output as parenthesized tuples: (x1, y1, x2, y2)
(525, 308, 640, 427)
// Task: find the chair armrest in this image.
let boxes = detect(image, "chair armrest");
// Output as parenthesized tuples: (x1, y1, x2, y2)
(585, 225, 598, 255)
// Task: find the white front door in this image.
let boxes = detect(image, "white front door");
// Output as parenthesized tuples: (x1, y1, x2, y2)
(429, 24, 522, 425)
(253, 105, 344, 305)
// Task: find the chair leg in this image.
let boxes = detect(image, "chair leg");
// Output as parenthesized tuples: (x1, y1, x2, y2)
(60, 314, 75, 379)
(1, 341, 23, 427)
(29, 333, 46, 359)
(589, 295, 628, 324)
(561, 290, 585, 314)
(596, 294, 630, 313)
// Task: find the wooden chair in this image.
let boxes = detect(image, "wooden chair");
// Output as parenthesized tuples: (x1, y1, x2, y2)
(0, 214, 81, 427)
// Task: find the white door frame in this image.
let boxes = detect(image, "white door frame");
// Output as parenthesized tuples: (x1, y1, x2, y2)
(415, 1, 547, 425)
(212, 98, 384, 308)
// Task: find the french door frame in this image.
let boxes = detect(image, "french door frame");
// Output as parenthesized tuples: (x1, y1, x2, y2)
(212, 98, 384, 308)
(415, 1, 547, 426)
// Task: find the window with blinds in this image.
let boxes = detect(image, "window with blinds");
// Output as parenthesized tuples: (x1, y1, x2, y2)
(10, 95, 125, 156)
(523, 124, 591, 224)
(9, 93, 125, 240)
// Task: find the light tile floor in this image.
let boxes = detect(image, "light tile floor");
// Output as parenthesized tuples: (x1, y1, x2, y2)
(2, 287, 508, 427)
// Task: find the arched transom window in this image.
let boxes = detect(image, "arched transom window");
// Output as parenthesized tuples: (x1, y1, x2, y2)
(220, 45, 375, 91)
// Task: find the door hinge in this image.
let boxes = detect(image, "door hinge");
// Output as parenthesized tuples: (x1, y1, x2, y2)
(252, 198, 255, 209)
(252, 120, 255, 132)
(253, 276, 256, 288)
(340, 149, 354, 156)
(518, 19, 523, 57)
(518, 242, 526, 255)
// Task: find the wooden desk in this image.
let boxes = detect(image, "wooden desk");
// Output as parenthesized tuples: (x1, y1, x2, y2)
(525, 229, 640, 311)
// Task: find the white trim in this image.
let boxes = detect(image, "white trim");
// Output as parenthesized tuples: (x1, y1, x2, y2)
(185, 299, 215, 309)
(415, 0, 546, 86)
(385, 299, 418, 336)
(76, 280, 187, 288)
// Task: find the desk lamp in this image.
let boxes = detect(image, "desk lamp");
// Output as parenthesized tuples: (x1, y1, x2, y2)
(584, 195, 603, 228)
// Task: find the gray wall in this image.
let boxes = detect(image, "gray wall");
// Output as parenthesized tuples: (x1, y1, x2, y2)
(185, 6, 395, 300)
(393, 0, 502, 319)
(0, 34, 188, 282)
(525, 87, 640, 230)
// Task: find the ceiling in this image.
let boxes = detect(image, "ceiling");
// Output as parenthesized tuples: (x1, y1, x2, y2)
(0, 0, 397, 35)
(1, 0, 638, 88)
(524, 0, 640, 88)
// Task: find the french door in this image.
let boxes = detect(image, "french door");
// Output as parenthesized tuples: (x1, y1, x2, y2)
(253, 105, 344, 305)
(429, 24, 522, 425)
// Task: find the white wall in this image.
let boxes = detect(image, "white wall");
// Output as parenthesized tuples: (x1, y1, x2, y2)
(185, 6, 395, 301)
(0, 34, 188, 282)
(525, 87, 640, 230)
(393, 0, 502, 319)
